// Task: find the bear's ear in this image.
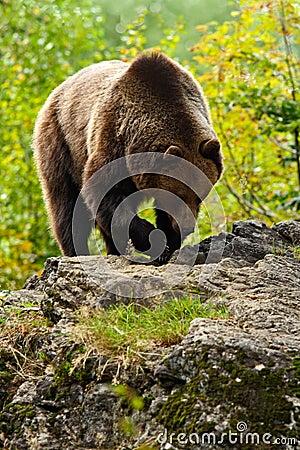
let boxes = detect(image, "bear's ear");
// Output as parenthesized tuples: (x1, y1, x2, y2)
(199, 138, 223, 176)
(164, 145, 183, 159)
(199, 139, 221, 159)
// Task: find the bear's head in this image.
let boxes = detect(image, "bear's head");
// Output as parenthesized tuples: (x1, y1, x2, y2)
(127, 137, 223, 242)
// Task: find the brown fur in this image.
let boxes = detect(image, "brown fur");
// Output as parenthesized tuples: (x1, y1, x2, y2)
(33, 52, 223, 262)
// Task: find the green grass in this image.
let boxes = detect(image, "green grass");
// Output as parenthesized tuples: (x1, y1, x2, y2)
(74, 296, 230, 359)
(293, 246, 300, 259)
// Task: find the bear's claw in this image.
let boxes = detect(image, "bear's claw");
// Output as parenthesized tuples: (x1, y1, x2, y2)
(154, 245, 171, 266)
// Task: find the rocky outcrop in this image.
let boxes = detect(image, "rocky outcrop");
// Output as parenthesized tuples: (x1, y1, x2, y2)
(0, 220, 299, 449)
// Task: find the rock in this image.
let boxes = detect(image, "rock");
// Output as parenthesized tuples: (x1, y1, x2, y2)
(196, 219, 294, 264)
(273, 220, 300, 245)
(0, 220, 300, 449)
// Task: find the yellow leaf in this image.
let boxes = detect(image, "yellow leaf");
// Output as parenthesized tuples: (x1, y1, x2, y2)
(20, 241, 33, 253)
(196, 25, 208, 32)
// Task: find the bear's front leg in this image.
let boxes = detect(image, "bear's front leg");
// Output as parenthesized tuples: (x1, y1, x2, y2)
(155, 208, 181, 252)
(130, 215, 171, 264)
(83, 155, 170, 262)
(82, 172, 160, 257)
(96, 203, 162, 258)
(96, 195, 169, 262)
(129, 215, 156, 251)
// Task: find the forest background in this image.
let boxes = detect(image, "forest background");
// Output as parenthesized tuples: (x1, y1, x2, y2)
(0, 0, 299, 289)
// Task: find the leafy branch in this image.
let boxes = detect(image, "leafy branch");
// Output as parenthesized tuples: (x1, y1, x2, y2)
(278, 0, 300, 194)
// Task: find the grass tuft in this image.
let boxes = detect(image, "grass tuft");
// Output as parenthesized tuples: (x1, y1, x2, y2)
(73, 296, 230, 360)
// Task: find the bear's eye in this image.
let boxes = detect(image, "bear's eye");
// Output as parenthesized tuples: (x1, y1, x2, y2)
(150, 143, 166, 153)
(164, 145, 183, 158)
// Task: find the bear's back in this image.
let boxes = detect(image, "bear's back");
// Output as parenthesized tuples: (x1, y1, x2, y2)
(105, 53, 213, 156)
(55, 60, 129, 140)
(123, 53, 210, 120)
(47, 60, 129, 176)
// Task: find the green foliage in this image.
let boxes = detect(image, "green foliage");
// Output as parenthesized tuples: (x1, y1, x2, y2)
(73, 297, 230, 360)
(0, 0, 108, 289)
(192, 0, 300, 222)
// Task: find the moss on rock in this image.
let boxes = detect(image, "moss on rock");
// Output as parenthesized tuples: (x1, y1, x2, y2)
(0, 403, 36, 442)
(157, 351, 299, 448)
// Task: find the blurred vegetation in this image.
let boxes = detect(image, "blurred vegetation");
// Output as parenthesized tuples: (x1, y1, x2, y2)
(193, 0, 300, 222)
(0, 0, 299, 289)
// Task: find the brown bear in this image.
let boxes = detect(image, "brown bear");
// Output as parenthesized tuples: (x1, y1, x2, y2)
(33, 52, 223, 264)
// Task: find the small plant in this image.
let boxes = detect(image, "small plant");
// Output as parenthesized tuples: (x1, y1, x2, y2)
(114, 384, 145, 412)
(293, 246, 300, 260)
(112, 384, 158, 448)
(73, 296, 230, 361)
